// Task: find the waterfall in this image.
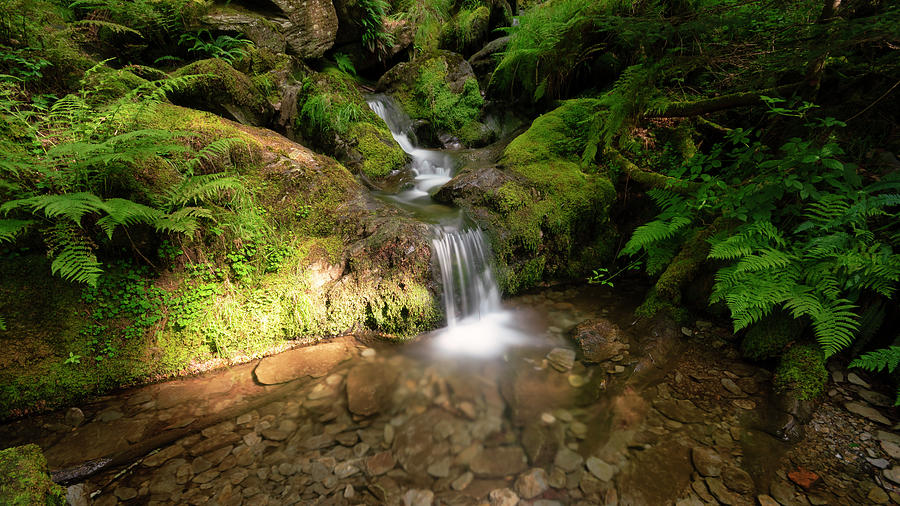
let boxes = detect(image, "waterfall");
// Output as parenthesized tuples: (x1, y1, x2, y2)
(368, 95, 526, 355)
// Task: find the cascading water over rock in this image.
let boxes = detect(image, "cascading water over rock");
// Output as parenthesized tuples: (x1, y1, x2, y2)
(368, 95, 529, 354)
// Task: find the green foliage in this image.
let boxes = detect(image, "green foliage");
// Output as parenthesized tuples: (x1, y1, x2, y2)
(409, 58, 483, 135)
(741, 312, 803, 361)
(179, 30, 254, 63)
(850, 345, 900, 405)
(0, 64, 260, 286)
(774, 344, 828, 401)
(398, 0, 453, 52)
(358, 0, 395, 60)
(333, 52, 356, 77)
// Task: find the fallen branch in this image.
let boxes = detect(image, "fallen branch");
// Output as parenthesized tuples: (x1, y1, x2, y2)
(605, 148, 699, 194)
(649, 82, 805, 118)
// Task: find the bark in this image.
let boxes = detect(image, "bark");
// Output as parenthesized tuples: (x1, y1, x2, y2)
(649, 82, 805, 118)
(605, 148, 699, 194)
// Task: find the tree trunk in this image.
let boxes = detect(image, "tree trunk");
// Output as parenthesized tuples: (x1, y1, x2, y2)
(649, 82, 805, 118)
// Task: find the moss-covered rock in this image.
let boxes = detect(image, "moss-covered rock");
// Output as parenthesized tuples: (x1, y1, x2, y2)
(294, 70, 408, 179)
(200, 4, 289, 53)
(0, 444, 66, 506)
(742, 312, 804, 361)
(170, 58, 275, 126)
(376, 50, 487, 144)
(439, 5, 491, 56)
(774, 344, 828, 401)
(83, 67, 148, 103)
(435, 99, 617, 293)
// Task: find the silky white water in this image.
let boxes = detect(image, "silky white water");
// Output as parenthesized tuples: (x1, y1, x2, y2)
(367, 95, 530, 356)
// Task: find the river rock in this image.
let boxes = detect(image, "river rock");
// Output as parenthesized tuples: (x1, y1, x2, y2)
(884, 467, 900, 485)
(403, 489, 434, 506)
(721, 378, 745, 397)
(452, 471, 474, 491)
(547, 348, 576, 372)
(571, 318, 627, 363)
(845, 402, 890, 425)
(254, 340, 353, 384)
(847, 372, 871, 388)
(346, 362, 399, 416)
(757, 495, 780, 506)
(515, 468, 549, 498)
(65, 407, 85, 427)
(586, 456, 616, 482)
(705, 477, 738, 505)
(653, 398, 705, 423)
(722, 466, 753, 493)
(554, 448, 584, 473)
(869, 486, 890, 504)
(488, 488, 519, 506)
(470, 446, 528, 477)
(691, 447, 723, 477)
(881, 440, 900, 459)
(521, 421, 564, 467)
(500, 358, 573, 425)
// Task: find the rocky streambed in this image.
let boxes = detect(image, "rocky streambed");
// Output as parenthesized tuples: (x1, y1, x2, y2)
(2, 285, 898, 505)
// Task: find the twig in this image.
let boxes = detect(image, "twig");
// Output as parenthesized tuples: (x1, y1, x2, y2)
(845, 79, 900, 122)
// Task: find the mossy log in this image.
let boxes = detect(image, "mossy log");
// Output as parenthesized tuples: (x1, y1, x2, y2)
(605, 148, 699, 194)
(649, 82, 805, 118)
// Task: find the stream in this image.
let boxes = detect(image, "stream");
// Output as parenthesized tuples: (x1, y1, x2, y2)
(0, 96, 843, 506)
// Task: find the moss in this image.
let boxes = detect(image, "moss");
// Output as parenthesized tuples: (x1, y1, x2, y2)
(439, 5, 491, 55)
(381, 51, 485, 141)
(350, 122, 408, 178)
(483, 98, 616, 293)
(742, 312, 804, 360)
(82, 67, 148, 103)
(0, 444, 66, 506)
(634, 287, 690, 323)
(171, 58, 273, 126)
(774, 344, 828, 401)
(295, 70, 407, 179)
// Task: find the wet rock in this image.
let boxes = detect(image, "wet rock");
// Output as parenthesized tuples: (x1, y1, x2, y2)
(501, 359, 573, 425)
(880, 440, 900, 459)
(653, 399, 705, 423)
(403, 489, 434, 506)
(554, 448, 584, 473)
(427, 457, 451, 478)
(868, 486, 890, 504)
(691, 447, 723, 477)
(393, 410, 450, 477)
(335, 461, 360, 478)
(586, 456, 616, 482)
(571, 319, 627, 363)
(846, 372, 870, 388)
(65, 407, 85, 427)
(144, 444, 184, 467)
(547, 348, 576, 372)
(867, 457, 890, 469)
(884, 467, 900, 485)
(757, 494, 780, 506)
(367, 451, 395, 476)
(254, 340, 353, 384)
(193, 468, 220, 484)
(732, 399, 756, 410)
(346, 362, 399, 416)
(705, 477, 738, 505)
(721, 378, 745, 397)
(844, 402, 890, 425)
(452, 471, 474, 491)
(691, 479, 715, 502)
(66, 484, 89, 506)
(722, 466, 753, 493)
(471, 446, 528, 477)
(515, 468, 549, 498)
(488, 488, 519, 506)
(568, 374, 588, 387)
(769, 480, 807, 506)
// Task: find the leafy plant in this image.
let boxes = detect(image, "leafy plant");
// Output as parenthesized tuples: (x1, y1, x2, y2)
(850, 345, 900, 405)
(333, 53, 356, 77)
(358, 0, 395, 60)
(178, 30, 253, 63)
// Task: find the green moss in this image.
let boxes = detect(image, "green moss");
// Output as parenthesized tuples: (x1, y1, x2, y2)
(295, 71, 407, 179)
(350, 122, 408, 178)
(742, 312, 804, 360)
(83, 67, 148, 103)
(774, 344, 828, 400)
(172, 58, 273, 125)
(439, 6, 491, 54)
(484, 98, 616, 293)
(634, 287, 690, 322)
(0, 444, 66, 506)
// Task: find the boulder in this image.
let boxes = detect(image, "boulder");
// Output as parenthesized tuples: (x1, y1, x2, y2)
(271, 0, 338, 57)
(346, 362, 399, 416)
(200, 6, 289, 53)
(171, 58, 274, 126)
(254, 339, 353, 384)
(470, 446, 528, 477)
(571, 318, 627, 363)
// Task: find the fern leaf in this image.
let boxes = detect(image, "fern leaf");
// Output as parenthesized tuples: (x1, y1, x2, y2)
(71, 19, 143, 38)
(850, 346, 900, 374)
(2, 193, 106, 225)
(0, 219, 34, 242)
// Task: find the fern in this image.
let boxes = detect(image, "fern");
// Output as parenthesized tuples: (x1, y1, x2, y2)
(43, 223, 104, 286)
(850, 345, 900, 406)
(69, 19, 143, 38)
(0, 219, 34, 242)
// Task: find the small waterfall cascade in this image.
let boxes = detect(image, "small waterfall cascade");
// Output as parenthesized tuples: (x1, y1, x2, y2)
(368, 95, 523, 354)
(432, 226, 501, 326)
(367, 95, 455, 197)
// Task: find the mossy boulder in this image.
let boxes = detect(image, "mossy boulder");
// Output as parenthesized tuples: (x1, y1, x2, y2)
(82, 67, 148, 103)
(435, 99, 617, 293)
(170, 58, 275, 126)
(741, 312, 804, 361)
(294, 70, 408, 180)
(200, 5, 290, 53)
(439, 5, 491, 56)
(0, 444, 66, 506)
(774, 344, 828, 401)
(376, 50, 489, 145)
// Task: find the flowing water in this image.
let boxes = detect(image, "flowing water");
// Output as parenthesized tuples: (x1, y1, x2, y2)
(0, 96, 809, 506)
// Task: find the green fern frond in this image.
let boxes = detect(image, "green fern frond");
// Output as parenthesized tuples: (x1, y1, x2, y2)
(95, 198, 162, 238)
(186, 137, 247, 173)
(0, 316, 5, 331)
(783, 288, 859, 356)
(2, 192, 105, 224)
(621, 215, 691, 256)
(850, 346, 900, 374)
(43, 223, 103, 286)
(70, 19, 143, 37)
(0, 219, 34, 242)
